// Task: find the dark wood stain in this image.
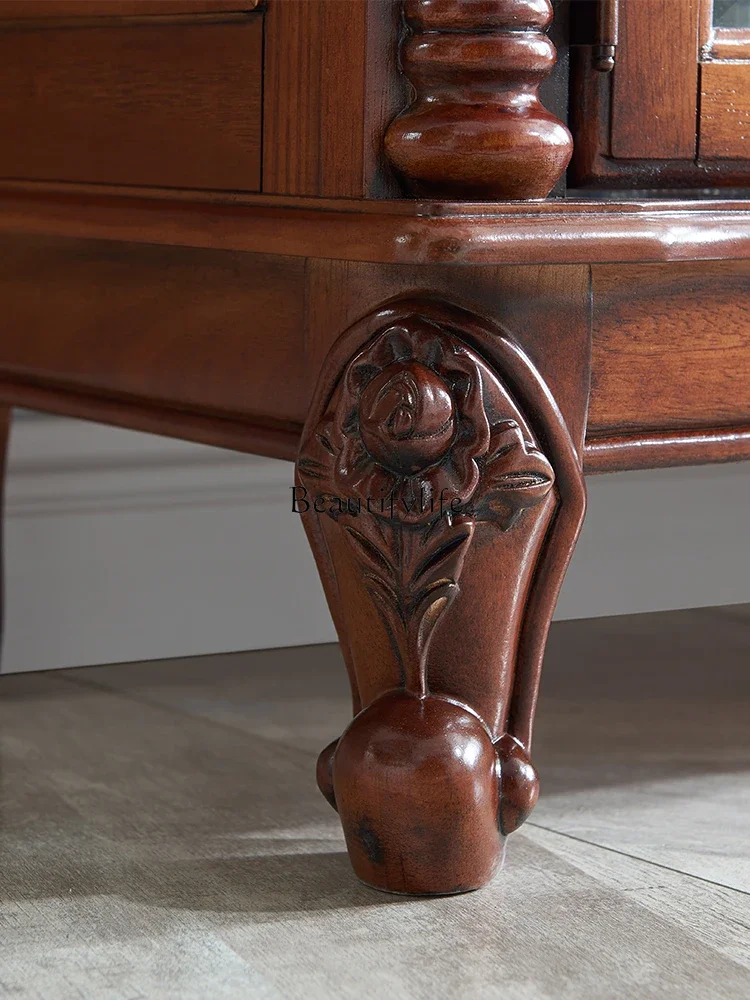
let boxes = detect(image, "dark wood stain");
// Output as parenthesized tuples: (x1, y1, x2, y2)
(0, 0, 749, 896)
(385, 0, 572, 200)
(296, 298, 589, 893)
(0, 17, 263, 191)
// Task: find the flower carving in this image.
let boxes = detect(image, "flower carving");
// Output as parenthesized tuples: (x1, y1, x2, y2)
(296, 312, 560, 697)
(334, 321, 492, 524)
(300, 319, 556, 527)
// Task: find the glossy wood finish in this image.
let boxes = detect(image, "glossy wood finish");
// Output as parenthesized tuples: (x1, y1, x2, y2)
(0, 375, 300, 463)
(262, 0, 402, 198)
(699, 0, 750, 59)
(0, 1, 258, 16)
(2, 0, 750, 901)
(297, 298, 589, 893)
(3, 191, 750, 266)
(6, 376, 745, 477)
(385, 0, 572, 200)
(700, 62, 750, 159)
(1, 237, 749, 474)
(705, 30, 750, 59)
(0, 236, 307, 428)
(585, 426, 750, 474)
(590, 262, 750, 436)
(610, 0, 700, 160)
(570, 0, 750, 189)
(0, 16, 263, 191)
(303, 261, 594, 455)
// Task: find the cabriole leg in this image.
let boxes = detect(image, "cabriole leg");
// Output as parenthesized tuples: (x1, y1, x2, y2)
(0, 406, 10, 662)
(296, 298, 587, 895)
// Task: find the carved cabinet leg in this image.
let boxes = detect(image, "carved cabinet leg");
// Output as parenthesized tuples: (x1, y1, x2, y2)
(296, 299, 587, 895)
(0, 406, 9, 661)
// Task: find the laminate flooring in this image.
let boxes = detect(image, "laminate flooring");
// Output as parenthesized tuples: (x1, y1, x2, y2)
(1, 606, 748, 999)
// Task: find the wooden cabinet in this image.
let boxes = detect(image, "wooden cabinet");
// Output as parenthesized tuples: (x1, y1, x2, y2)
(0, 0, 749, 899)
(571, 0, 750, 188)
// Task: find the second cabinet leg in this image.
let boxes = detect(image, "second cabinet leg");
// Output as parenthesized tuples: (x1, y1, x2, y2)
(297, 298, 587, 895)
(0, 406, 9, 659)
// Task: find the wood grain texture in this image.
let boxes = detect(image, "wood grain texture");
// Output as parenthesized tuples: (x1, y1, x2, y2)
(700, 61, 750, 160)
(0, 375, 301, 461)
(298, 297, 589, 894)
(262, 0, 402, 198)
(707, 28, 750, 59)
(570, 2, 750, 189)
(527, 825, 750, 969)
(0, 17, 262, 190)
(589, 261, 750, 435)
(3, 191, 750, 265)
(0, 1, 258, 15)
(2, 235, 749, 474)
(611, 0, 700, 159)
(570, 45, 750, 189)
(6, 382, 747, 476)
(304, 260, 592, 452)
(0, 236, 307, 427)
(385, 0, 572, 200)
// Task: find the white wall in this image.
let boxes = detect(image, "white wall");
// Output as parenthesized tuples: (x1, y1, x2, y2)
(3, 411, 749, 673)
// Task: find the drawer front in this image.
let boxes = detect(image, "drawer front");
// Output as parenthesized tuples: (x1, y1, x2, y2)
(0, 2, 258, 14)
(589, 262, 750, 435)
(0, 15, 262, 191)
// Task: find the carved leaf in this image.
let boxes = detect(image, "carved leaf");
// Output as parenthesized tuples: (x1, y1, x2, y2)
(409, 520, 473, 601)
(298, 417, 337, 485)
(344, 524, 393, 580)
(402, 518, 475, 686)
(316, 429, 336, 456)
(296, 457, 328, 481)
(341, 513, 474, 695)
(476, 421, 554, 530)
(364, 574, 405, 629)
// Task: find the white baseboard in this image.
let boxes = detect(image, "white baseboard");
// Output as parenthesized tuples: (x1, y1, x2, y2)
(4, 412, 749, 673)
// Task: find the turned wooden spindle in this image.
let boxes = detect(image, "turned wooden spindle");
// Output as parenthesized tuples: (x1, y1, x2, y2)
(385, 0, 573, 200)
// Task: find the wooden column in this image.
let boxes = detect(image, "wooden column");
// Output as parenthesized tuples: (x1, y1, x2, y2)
(384, 0, 573, 200)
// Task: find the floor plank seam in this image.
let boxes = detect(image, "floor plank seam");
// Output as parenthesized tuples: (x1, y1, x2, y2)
(51, 669, 316, 764)
(526, 822, 750, 898)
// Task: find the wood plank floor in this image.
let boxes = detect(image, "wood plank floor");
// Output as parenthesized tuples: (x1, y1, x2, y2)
(1, 607, 749, 999)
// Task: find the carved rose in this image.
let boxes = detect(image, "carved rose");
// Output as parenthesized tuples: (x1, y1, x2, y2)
(330, 322, 494, 523)
(300, 320, 555, 526)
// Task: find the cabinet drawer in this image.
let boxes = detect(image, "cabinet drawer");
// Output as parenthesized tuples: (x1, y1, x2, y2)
(0, 15, 262, 191)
